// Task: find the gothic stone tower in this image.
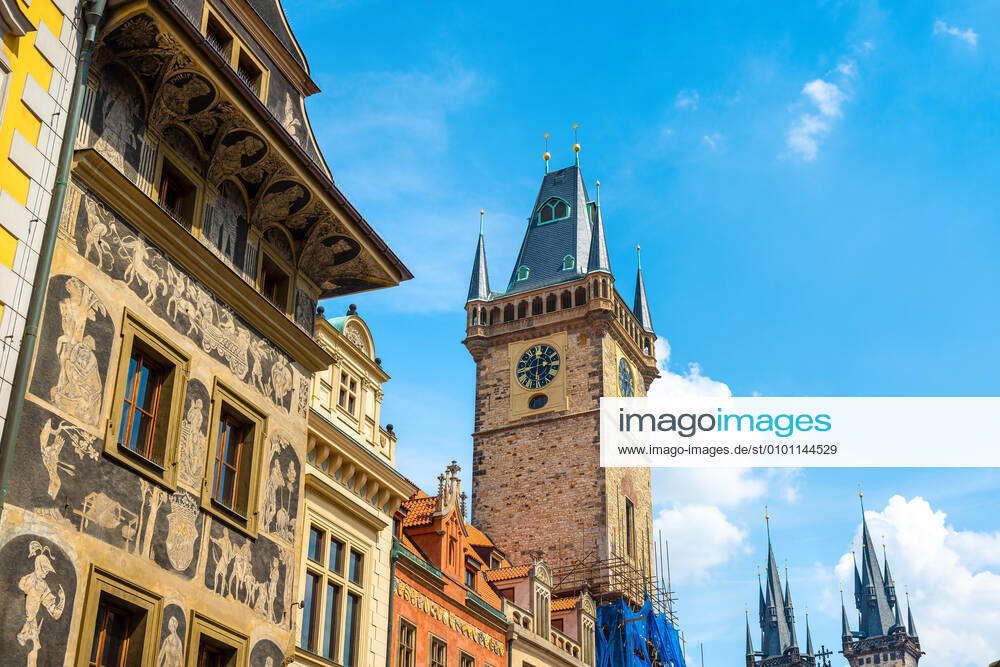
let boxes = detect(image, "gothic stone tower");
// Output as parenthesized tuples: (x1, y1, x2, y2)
(463, 160, 658, 593)
(841, 498, 924, 666)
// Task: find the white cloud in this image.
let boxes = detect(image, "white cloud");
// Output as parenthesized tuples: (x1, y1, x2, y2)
(654, 468, 802, 510)
(933, 20, 979, 47)
(647, 337, 731, 399)
(702, 132, 723, 151)
(803, 79, 847, 117)
(831, 496, 1000, 666)
(675, 89, 700, 110)
(654, 504, 750, 584)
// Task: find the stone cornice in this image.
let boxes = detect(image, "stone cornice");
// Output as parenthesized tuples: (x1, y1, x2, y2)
(71, 147, 335, 372)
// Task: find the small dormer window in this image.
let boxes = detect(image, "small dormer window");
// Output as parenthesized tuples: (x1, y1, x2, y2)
(562, 255, 575, 271)
(516, 265, 530, 281)
(535, 197, 570, 225)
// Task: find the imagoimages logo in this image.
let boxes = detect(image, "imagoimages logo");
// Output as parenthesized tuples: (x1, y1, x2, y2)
(618, 407, 832, 438)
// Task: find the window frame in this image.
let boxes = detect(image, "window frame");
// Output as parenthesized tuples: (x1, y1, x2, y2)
(624, 497, 636, 558)
(516, 265, 530, 282)
(534, 197, 571, 225)
(561, 254, 575, 271)
(429, 634, 448, 667)
(186, 611, 248, 667)
(199, 6, 270, 102)
(297, 515, 372, 666)
(75, 567, 162, 667)
(105, 311, 190, 489)
(337, 370, 360, 419)
(396, 618, 416, 667)
(256, 247, 293, 314)
(200, 379, 267, 536)
(153, 147, 203, 232)
(460, 651, 476, 667)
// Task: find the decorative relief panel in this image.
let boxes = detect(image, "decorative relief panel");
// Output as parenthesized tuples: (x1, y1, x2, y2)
(68, 185, 297, 412)
(0, 535, 77, 667)
(204, 521, 291, 626)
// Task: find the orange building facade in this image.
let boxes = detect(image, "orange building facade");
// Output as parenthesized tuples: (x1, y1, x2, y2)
(391, 462, 509, 667)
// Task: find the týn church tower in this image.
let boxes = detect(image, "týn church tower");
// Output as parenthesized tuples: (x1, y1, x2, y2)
(462, 143, 659, 603)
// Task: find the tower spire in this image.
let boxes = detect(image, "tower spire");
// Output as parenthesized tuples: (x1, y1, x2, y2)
(906, 591, 918, 637)
(587, 180, 611, 274)
(632, 245, 654, 332)
(745, 609, 755, 657)
(857, 491, 896, 638)
(805, 611, 814, 656)
(760, 510, 793, 657)
(841, 590, 853, 639)
(543, 133, 551, 173)
(467, 209, 491, 302)
(572, 123, 581, 166)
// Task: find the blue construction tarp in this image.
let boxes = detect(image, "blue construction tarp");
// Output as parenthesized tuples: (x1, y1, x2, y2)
(596, 596, 687, 667)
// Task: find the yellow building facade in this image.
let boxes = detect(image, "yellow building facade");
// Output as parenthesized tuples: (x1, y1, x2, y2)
(295, 309, 416, 666)
(0, 0, 79, 428)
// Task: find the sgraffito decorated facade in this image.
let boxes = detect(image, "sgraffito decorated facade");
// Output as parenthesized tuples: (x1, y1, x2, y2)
(0, 0, 409, 664)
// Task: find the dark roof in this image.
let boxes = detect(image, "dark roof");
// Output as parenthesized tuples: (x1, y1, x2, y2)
(587, 202, 612, 274)
(505, 165, 593, 294)
(633, 266, 654, 332)
(467, 232, 491, 302)
(247, 0, 307, 70)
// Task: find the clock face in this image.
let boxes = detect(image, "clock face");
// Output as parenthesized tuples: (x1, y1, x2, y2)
(618, 358, 635, 397)
(516, 344, 561, 390)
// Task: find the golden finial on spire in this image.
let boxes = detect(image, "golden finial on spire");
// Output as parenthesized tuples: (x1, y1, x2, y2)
(572, 123, 581, 164)
(543, 133, 551, 173)
(479, 209, 485, 235)
(595, 180, 601, 206)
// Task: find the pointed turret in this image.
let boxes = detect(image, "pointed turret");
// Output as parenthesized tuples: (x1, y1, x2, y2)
(467, 211, 491, 302)
(883, 549, 897, 607)
(784, 575, 798, 649)
(760, 516, 793, 657)
(506, 165, 594, 293)
(907, 598, 918, 638)
(892, 594, 905, 631)
(632, 247, 654, 332)
(841, 595, 853, 640)
(852, 551, 863, 610)
(746, 610, 755, 656)
(587, 184, 611, 274)
(857, 497, 896, 638)
(805, 614, 815, 656)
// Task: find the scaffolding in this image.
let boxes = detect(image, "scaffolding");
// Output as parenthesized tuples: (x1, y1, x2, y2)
(549, 530, 680, 627)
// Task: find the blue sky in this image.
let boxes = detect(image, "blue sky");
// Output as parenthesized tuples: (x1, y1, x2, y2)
(283, 1, 1000, 664)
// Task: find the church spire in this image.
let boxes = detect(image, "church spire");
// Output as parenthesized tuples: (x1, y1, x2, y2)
(760, 511, 794, 657)
(907, 593, 918, 638)
(632, 246, 654, 332)
(587, 181, 611, 274)
(805, 612, 814, 656)
(467, 210, 491, 302)
(746, 610, 755, 657)
(857, 493, 896, 638)
(506, 164, 594, 294)
(841, 591, 853, 640)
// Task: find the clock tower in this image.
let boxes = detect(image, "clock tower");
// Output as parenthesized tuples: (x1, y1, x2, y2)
(463, 157, 659, 598)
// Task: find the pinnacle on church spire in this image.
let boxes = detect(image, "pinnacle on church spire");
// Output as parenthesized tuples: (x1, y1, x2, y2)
(587, 182, 612, 274)
(841, 590, 853, 639)
(746, 609, 755, 657)
(805, 611, 815, 656)
(892, 592, 905, 630)
(883, 542, 898, 607)
(632, 245, 654, 332)
(760, 510, 794, 657)
(857, 492, 896, 638)
(467, 210, 491, 302)
(906, 592, 918, 638)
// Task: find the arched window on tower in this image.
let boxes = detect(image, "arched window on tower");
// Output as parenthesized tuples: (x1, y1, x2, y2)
(532, 297, 543, 315)
(574, 286, 586, 306)
(535, 198, 570, 225)
(546, 293, 557, 313)
(562, 254, 575, 271)
(516, 265, 530, 282)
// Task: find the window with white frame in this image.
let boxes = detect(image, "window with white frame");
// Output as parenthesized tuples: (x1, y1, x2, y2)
(299, 521, 368, 666)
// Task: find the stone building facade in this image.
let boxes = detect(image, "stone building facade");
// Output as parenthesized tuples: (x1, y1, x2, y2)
(294, 311, 416, 667)
(0, 0, 80, 428)
(0, 0, 409, 665)
(464, 161, 658, 593)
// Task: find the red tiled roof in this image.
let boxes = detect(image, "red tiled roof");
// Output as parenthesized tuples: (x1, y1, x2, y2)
(465, 523, 495, 548)
(401, 495, 436, 527)
(484, 565, 531, 582)
(552, 595, 579, 612)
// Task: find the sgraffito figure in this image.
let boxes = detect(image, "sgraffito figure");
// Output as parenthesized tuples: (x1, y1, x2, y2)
(16, 542, 66, 667)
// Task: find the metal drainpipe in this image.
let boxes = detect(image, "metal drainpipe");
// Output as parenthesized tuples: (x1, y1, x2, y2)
(0, 0, 107, 519)
(385, 538, 398, 667)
